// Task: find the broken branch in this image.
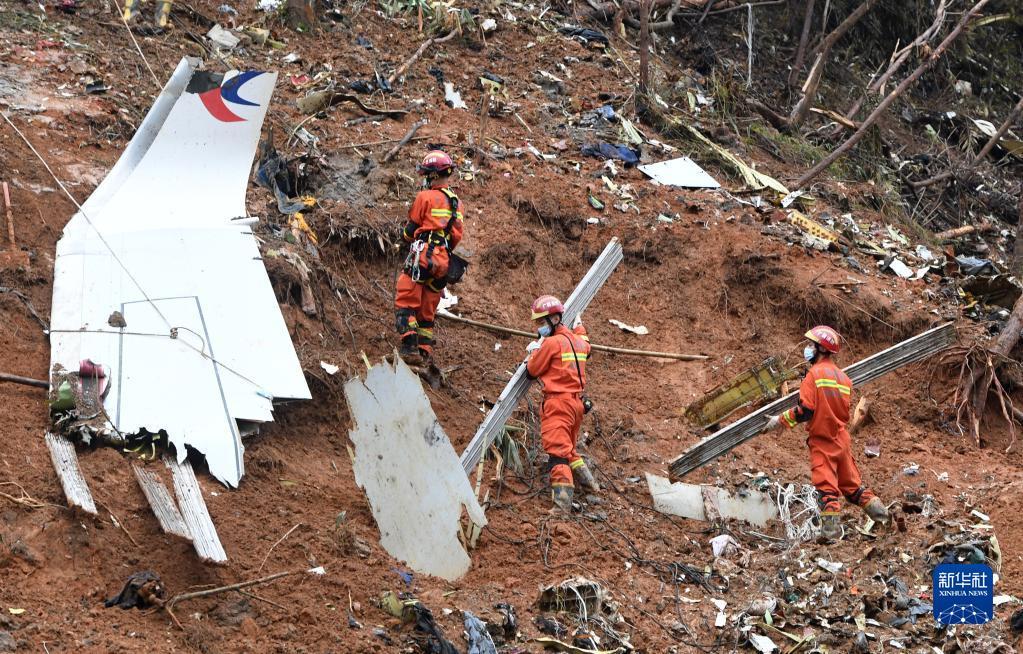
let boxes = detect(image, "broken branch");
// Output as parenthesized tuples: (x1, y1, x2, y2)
(934, 223, 996, 242)
(437, 312, 708, 361)
(794, 0, 992, 190)
(381, 119, 428, 164)
(164, 569, 304, 622)
(911, 94, 1023, 189)
(387, 29, 457, 86)
(257, 523, 301, 573)
(844, 0, 948, 119)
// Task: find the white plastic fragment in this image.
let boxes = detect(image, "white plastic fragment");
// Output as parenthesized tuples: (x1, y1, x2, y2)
(885, 258, 914, 279)
(710, 534, 740, 558)
(480, 18, 497, 32)
(320, 361, 340, 375)
(712, 599, 727, 627)
(748, 633, 778, 653)
(207, 24, 240, 50)
(971, 509, 990, 521)
(816, 559, 843, 574)
(307, 566, 326, 575)
(444, 82, 467, 109)
(609, 319, 649, 335)
(638, 156, 720, 189)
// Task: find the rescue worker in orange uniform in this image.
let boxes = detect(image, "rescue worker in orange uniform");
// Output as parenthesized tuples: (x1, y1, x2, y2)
(765, 326, 889, 541)
(525, 295, 600, 512)
(394, 150, 464, 362)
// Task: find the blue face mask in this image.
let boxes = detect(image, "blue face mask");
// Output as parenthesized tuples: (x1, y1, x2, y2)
(538, 324, 553, 338)
(803, 345, 817, 362)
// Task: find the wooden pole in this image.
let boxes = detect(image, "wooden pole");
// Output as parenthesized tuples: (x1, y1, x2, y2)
(0, 372, 48, 388)
(438, 312, 708, 361)
(794, 0, 991, 190)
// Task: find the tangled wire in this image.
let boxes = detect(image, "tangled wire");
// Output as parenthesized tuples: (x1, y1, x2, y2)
(774, 482, 821, 547)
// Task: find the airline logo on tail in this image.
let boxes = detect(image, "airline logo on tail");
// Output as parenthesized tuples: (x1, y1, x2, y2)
(186, 70, 265, 122)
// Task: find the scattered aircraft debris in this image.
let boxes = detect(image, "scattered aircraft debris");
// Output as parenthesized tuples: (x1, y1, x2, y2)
(645, 474, 779, 527)
(345, 355, 486, 581)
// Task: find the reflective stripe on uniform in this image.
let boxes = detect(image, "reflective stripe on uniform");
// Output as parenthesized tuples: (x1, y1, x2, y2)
(560, 352, 588, 362)
(782, 411, 797, 427)
(815, 378, 851, 395)
(430, 208, 463, 220)
(570, 459, 585, 470)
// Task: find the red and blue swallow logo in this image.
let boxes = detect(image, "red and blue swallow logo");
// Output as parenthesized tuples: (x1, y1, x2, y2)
(186, 70, 265, 122)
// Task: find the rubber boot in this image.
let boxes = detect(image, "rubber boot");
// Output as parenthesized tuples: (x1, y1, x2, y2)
(551, 485, 574, 513)
(399, 333, 420, 363)
(573, 463, 600, 492)
(862, 497, 890, 524)
(820, 513, 843, 542)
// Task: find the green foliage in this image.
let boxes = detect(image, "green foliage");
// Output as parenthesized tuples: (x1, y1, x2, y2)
(379, 0, 477, 35)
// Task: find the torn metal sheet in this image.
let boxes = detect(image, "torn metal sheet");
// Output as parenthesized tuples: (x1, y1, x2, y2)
(788, 210, 841, 246)
(685, 355, 799, 429)
(166, 457, 227, 563)
(133, 464, 191, 540)
(48, 58, 310, 488)
(345, 356, 486, 581)
(638, 156, 720, 188)
(645, 474, 778, 527)
(45, 432, 96, 514)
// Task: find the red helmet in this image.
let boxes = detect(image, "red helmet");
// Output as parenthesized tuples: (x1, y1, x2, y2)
(417, 150, 454, 175)
(805, 325, 841, 353)
(531, 295, 564, 320)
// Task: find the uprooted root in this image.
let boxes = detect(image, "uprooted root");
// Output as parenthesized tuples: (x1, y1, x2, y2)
(941, 345, 1019, 452)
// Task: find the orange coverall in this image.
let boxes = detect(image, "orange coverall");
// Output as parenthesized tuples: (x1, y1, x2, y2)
(394, 184, 464, 356)
(526, 324, 591, 490)
(780, 358, 875, 514)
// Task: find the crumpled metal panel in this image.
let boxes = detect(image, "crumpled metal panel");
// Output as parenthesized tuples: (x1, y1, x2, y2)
(345, 356, 487, 581)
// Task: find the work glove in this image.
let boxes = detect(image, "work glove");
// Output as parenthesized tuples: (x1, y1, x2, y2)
(572, 313, 583, 329)
(764, 415, 781, 431)
(526, 340, 541, 353)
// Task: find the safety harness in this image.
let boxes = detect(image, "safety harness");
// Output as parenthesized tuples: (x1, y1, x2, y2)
(403, 188, 462, 286)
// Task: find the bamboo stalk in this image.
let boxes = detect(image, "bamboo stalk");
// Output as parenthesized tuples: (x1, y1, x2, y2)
(438, 312, 708, 361)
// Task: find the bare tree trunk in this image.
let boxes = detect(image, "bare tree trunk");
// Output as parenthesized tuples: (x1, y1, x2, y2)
(788, 0, 882, 128)
(911, 94, 1023, 189)
(794, 0, 991, 190)
(844, 0, 948, 120)
(788, 0, 816, 88)
(1013, 193, 1023, 278)
(638, 0, 651, 114)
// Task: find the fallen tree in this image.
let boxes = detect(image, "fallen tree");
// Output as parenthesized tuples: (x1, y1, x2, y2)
(794, 0, 992, 190)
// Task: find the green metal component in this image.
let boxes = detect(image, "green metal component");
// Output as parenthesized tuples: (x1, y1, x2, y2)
(685, 356, 800, 429)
